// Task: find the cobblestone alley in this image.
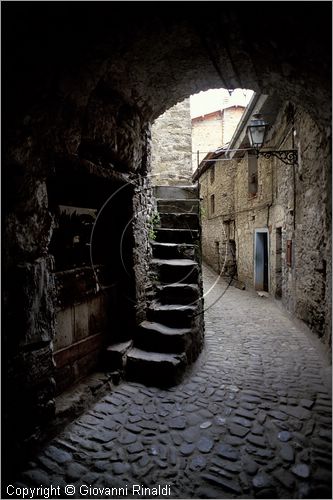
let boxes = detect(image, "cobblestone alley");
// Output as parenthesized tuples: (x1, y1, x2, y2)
(10, 265, 332, 499)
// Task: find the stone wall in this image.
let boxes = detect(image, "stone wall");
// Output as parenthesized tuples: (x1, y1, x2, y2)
(199, 101, 331, 347)
(132, 173, 156, 322)
(200, 160, 236, 274)
(151, 99, 192, 185)
(4, 78, 154, 475)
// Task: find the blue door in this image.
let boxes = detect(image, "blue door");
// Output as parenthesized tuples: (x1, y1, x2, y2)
(255, 231, 269, 291)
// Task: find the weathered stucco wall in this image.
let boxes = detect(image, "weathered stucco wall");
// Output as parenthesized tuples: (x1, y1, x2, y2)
(222, 107, 245, 145)
(234, 155, 274, 288)
(293, 107, 331, 344)
(192, 106, 245, 169)
(151, 99, 192, 185)
(192, 112, 223, 168)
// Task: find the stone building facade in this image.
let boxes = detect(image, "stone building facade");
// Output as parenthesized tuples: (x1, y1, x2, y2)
(195, 94, 331, 348)
(196, 150, 237, 276)
(151, 101, 245, 184)
(151, 99, 192, 185)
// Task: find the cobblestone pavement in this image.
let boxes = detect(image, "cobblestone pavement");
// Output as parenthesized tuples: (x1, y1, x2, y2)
(10, 265, 332, 499)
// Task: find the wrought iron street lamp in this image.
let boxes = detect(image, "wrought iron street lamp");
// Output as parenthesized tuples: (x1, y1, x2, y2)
(247, 114, 298, 165)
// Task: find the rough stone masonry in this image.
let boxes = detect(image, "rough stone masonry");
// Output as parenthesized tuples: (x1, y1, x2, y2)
(3, 2, 331, 480)
(151, 99, 193, 186)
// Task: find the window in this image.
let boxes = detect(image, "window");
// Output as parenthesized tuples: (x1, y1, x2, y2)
(248, 154, 258, 196)
(210, 164, 215, 184)
(210, 194, 215, 215)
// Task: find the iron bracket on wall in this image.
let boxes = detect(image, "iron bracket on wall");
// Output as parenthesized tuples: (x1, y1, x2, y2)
(256, 149, 298, 166)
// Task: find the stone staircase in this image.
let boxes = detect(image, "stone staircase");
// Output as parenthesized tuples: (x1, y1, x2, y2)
(106, 185, 204, 386)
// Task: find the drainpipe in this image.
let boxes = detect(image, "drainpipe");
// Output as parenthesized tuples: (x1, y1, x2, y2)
(292, 125, 296, 230)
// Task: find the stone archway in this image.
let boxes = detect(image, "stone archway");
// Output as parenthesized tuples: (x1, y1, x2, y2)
(3, 2, 331, 473)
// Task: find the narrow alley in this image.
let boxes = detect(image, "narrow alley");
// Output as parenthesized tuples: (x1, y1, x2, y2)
(10, 265, 332, 499)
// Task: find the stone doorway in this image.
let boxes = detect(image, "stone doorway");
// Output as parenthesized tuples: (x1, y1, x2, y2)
(254, 229, 269, 292)
(48, 172, 136, 396)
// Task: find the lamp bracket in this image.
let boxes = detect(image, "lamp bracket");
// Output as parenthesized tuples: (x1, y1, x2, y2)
(256, 149, 298, 166)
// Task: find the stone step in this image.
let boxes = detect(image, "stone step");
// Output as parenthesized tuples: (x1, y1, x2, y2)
(157, 198, 200, 214)
(126, 347, 187, 386)
(105, 340, 133, 370)
(155, 228, 199, 244)
(135, 320, 191, 353)
(147, 302, 198, 328)
(152, 258, 199, 284)
(151, 242, 196, 260)
(159, 212, 199, 230)
(157, 283, 200, 305)
(154, 185, 198, 200)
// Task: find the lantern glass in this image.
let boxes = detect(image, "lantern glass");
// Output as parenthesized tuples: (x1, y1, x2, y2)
(247, 117, 268, 149)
